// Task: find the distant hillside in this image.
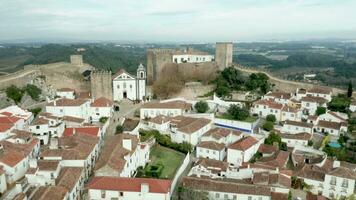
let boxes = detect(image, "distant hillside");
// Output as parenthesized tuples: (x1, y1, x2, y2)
(0, 44, 146, 74)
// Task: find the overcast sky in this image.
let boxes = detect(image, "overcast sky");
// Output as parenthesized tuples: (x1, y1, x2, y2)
(1, 0, 356, 42)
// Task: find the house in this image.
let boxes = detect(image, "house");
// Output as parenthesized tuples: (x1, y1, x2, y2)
(227, 136, 261, 166)
(148, 115, 171, 133)
(0, 105, 34, 125)
(252, 99, 283, 121)
(90, 97, 113, 122)
(46, 98, 90, 121)
(281, 120, 313, 134)
(26, 160, 61, 186)
(30, 186, 69, 200)
(196, 141, 226, 161)
(62, 115, 85, 127)
(252, 171, 291, 193)
(169, 116, 212, 146)
(63, 126, 102, 141)
(281, 105, 301, 122)
(56, 88, 75, 99)
(0, 116, 26, 140)
(94, 134, 150, 177)
(301, 96, 328, 115)
(314, 120, 347, 138)
(200, 127, 243, 146)
(182, 176, 285, 200)
(295, 160, 356, 199)
(350, 101, 356, 112)
(40, 133, 99, 179)
(319, 111, 348, 123)
(29, 117, 64, 145)
(306, 87, 332, 102)
(295, 88, 307, 101)
(0, 131, 40, 184)
(256, 151, 290, 169)
(279, 132, 312, 147)
(258, 144, 278, 157)
(112, 64, 146, 101)
(188, 158, 230, 179)
(88, 177, 172, 200)
(263, 91, 292, 105)
(140, 100, 192, 119)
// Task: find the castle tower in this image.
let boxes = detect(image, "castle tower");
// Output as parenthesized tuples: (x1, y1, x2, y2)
(215, 42, 233, 70)
(90, 70, 113, 100)
(146, 49, 174, 85)
(70, 55, 83, 66)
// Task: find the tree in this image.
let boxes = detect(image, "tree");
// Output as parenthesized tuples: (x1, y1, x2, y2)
(328, 94, 351, 113)
(348, 81, 353, 98)
(28, 107, 42, 118)
(315, 106, 326, 116)
(115, 125, 124, 134)
(227, 105, 250, 121)
(266, 114, 276, 123)
(262, 121, 274, 131)
(194, 101, 209, 113)
(6, 85, 24, 104)
(288, 191, 292, 200)
(99, 117, 108, 123)
(25, 84, 41, 101)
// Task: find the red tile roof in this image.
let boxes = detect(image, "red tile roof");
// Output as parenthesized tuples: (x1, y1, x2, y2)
(0, 111, 12, 117)
(63, 127, 100, 137)
(90, 97, 113, 107)
(88, 177, 172, 194)
(197, 141, 225, 151)
(255, 99, 283, 110)
(285, 120, 313, 128)
(258, 144, 278, 154)
(228, 136, 258, 151)
(0, 116, 21, 124)
(317, 120, 341, 130)
(47, 98, 88, 107)
(301, 96, 327, 104)
(0, 124, 13, 132)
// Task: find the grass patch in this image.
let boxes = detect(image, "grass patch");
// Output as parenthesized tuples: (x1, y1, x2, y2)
(143, 145, 185, 179)
(216, 113, 258, 123)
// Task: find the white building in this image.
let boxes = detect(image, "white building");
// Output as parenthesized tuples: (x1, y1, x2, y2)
(281, 120, 313, 135)
(113, 64, 146, 101)
(148, 115, 171, 133)
(90, 97, 113, 122)
(140, 100, 192, 119)
(319, 111, 348, 123)
(173, 52, 214, 64)
(29, 116, 65, 145)
(56, 88, 76, 99)
(0, 105, 34, 125)
(306, 87, 332, 102)
(227, 136, 261, 166)
(263, 91, 292, 105)
(0, 167, 6, 195)
(88, 177, 172, 200)
(26, 160, 61, 186)
(315, 120, 347, 138)
(200, 127, 243, 146)
(301, 96, 328, 115)
(95, 134, 150, 178)
(196, 141, 226, 161)
(281, 105, 301, 122)
(252, 99, 283, 121)
(169, 116, 212, 146)
(279, 132, 312, 147)
(46, 98, 90, 121)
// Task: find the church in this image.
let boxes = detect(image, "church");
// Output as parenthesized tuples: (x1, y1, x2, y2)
(112, 64, 146, 101)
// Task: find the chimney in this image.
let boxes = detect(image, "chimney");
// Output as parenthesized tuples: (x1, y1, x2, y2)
(50, 137, 59, 149)
(141, 183, 149, 193)
(122, 138, 132, 151)
(54, 100, 57, 106)
(333, 160, 340, 168)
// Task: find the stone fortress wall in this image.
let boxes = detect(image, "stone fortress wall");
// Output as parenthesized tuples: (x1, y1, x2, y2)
(90, 70, 113, 100)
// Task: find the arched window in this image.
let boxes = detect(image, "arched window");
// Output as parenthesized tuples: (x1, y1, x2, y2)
(140, 72, 144, 78)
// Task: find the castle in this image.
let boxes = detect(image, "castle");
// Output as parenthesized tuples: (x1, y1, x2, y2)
(146, 42, 233, 84)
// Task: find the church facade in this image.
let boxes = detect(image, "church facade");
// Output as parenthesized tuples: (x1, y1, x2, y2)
(112, 64, 146, 101)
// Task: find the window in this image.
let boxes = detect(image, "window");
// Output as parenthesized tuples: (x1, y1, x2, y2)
(117, 85, 120, 89)
(342, 179, 348, 187)
(233, 195, 237, 200)
(36, 126, 40, 129)
(215, 193, 220, 198)
(140, 72, 144, 78)
(224, 194, 228, 199)
(248, 196, 252, 200)
(101, 190, 106, 198)
(119, 192, 123, 196)
(330, 177, 336, 185)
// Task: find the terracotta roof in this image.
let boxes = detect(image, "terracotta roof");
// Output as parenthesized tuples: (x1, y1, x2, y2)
(253, 172, 291, 188)
(327, 111, 347, 121)
(197, 141, 225, 151)
(265, 92, 292, 100)
(0, 116, 21, 124)
(307, 87, 332, 94)
(258, 144, 278, 154)
(76, 91, 91, 99)
(255, 99, 283, 110)
(0, 148, 25, 167)
(228, 136, 258, 151)
(95, 134, 138, 172)
(40, 134, 98, 160)
(63, 115, 85, 123)
(195, 158, 229, 172)
(182, 176, 271, 196)
(142, 100, 192, 110)
(32, 118, 49, 126)
(57, 88, 75, 92)
(56, 167, 83, 191)
(281, 105, 298, 113)
(63, 127, 100, 137)
(280, 132, 312, 140)
(294, 165, 325, 181)
(13, 193, 26, 200)
(327, 167, 356, 179)
(257, 151, 289, 169)
(271, 192, 289, 200)
(112, 69, 135, 80)
(202, 127, 242, 140)
(0, 138, 39, 167)
(0, 111, 12, 116)
(317, 120, 341, 130)
(122, 118, 140, 131)
(308, 115, 318, 121)
(170, 116, 211, 134)
(38, 160, 60, 171)
(0, 124, 13, 132)
(284, 120, 313, 128)
(301, 96, 327, 104)
(47, 98, 88, 107)
(149, 115, 171, 124)
(90, 97, 113, 107)
(88, 177, 172, 194)
(31, 186, 68, 200)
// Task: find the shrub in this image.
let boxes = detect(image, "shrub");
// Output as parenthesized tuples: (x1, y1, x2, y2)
(6, 85, 24, 104)
(115, 125, 124, 134)
(266, 114, 276, 123)
(308, 140, 314, 146)
(25, 84, 41, 101)
(194, 101, 209, 113)
(29, 107, 42, 118)
(227, 105, 250, 121)
(262, 121, 274, 131)
(99, 117, 108, 123)
(315, 106, 326, 116)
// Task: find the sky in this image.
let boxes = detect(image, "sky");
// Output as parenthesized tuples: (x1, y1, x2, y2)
(1, 0, 356, 42)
